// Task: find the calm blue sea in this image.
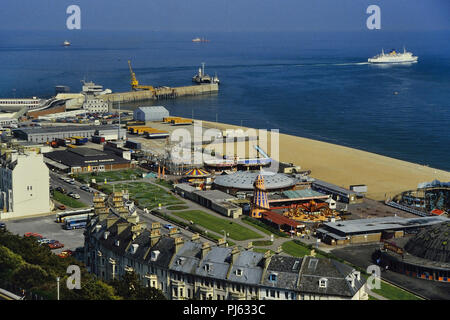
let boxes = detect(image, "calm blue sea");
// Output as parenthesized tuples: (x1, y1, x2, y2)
(1, 30, 449, 170)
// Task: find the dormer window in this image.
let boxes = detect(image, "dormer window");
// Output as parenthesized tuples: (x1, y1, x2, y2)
(103, 231, 110, 240)
(319, 277, 328, 288)
(151, 250, 160, 261)
(115, 240, 120, 247)
(235, 269, 243, 276)
(268, 273, 277, 282)
(176, 257, 185, 265)
(204, 263, 213, 273)
(130, 244, 139, 254)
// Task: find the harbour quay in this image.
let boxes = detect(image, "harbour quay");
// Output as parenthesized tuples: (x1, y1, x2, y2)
(102, 83, 219, 103)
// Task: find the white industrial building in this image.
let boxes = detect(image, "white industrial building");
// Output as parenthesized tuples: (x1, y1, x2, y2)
(133, 106, 169, 121)
(82, 97, 110, 113)
(0, 151, 51, 219)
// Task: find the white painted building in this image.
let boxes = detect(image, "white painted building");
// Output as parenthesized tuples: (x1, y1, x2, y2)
(0, 151, 51, 219)
(83, 97, 110, 113)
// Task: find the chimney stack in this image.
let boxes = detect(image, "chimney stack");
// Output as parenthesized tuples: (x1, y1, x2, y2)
(246, 242, 254, 251)
(174, 236, 184, 253)
(201, 242, 211, 259)
(231, 247, 240, 264)
(149, 228, 161, 246)
(191, 233, 200, 242)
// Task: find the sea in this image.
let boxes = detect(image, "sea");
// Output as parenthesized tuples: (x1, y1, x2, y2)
(0, 30, 449, 171)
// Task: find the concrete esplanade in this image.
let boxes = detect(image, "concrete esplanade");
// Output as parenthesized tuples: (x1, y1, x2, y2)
(101, 83, 218, 103)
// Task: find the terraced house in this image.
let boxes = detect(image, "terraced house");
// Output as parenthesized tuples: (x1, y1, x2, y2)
(84, 212, 369, 300)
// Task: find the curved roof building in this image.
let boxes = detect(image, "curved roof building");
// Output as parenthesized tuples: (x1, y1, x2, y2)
(213, 171, 297, 193)
(404, 222, 450, 263)
(377, 221, 450, 284)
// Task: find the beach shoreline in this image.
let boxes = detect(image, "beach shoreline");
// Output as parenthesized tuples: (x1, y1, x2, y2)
(200, 119, 450, 201)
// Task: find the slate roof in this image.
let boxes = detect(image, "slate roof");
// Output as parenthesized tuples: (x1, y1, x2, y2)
(262, 256, 303, 290)
(86, 213, 367, 297)
(297, 256, 365, 297)
(228, 250, 264, 285)
(196, 247, 233, 280)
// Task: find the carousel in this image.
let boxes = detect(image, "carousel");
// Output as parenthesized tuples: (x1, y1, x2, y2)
(182, 168, 212, 190)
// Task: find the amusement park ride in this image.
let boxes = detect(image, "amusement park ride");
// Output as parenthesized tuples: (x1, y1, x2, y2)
(283, 200, 341, 222)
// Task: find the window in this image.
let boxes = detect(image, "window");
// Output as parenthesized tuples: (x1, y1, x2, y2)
(270, 290, 275, 298)
(269, 273, 277, 282)
(319, 278, 328, 288)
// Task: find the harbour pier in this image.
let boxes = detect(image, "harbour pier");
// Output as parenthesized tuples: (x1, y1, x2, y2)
(101, 83, 218, 104)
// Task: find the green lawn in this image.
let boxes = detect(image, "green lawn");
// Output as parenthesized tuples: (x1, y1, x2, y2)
(166, 205, 190, 211)
(372, 281, 422, 300)
(241, 216, 288, 238)
(252, 240, 274, 246)
(171, 210, 264, 241)
(154, 179, 174, 189)
(99, 182, 184, 209)
(52, 191, 87, 208)
(74, 168, 145, 184)
(254, 248, 275, 254)
(281, 240, 312, 257)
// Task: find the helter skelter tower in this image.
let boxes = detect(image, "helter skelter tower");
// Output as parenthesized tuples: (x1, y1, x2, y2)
(251, 174, 270, 218)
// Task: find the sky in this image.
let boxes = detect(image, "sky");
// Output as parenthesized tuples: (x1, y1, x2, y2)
(0, 0, 449, 32)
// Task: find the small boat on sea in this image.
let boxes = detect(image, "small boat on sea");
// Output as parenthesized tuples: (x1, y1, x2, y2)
(192, 63, 220, 85)
(63, 40, 71, 47)
(192, 37, 210, 43)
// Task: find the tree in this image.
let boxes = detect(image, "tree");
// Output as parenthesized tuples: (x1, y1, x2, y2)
(110, 271, 166, 300)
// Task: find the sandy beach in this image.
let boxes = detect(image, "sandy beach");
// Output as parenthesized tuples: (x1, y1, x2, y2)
(201, 120, 450, 201)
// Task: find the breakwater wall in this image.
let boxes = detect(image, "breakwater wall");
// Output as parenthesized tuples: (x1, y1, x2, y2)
(102, 83, 218, 103)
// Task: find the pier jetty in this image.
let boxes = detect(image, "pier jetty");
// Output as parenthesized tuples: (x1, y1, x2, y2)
(102, 83, 218, 103)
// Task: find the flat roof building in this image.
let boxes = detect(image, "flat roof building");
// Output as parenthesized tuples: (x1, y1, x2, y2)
(317, 215, 448, 245)
(13, 125, 126, 143)
(44, 147, 133, 174)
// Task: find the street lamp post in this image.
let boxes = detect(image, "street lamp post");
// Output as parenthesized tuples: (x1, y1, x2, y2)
(56, 277, 60, 301)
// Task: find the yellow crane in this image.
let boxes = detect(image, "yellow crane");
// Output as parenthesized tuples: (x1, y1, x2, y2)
(128, 60, 155, 92)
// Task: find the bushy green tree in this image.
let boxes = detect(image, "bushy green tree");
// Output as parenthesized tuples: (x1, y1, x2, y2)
(110, 271, 166, 300)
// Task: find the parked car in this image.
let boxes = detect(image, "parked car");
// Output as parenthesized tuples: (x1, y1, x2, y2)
(0, 222, 6, 231)
(24, 232, 43, 239)
(56, 186, 66, 194)
(48, 241, 64, 249)
(164, 224, 175, 230)
(68, 192, 80, 199)
(58, 250, 73, 258)
(38, 238, 51, 244)
(57, 204, 66, 210)
(80, 185, 91, 192)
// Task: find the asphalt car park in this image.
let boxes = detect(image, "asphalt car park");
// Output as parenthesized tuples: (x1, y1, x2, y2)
(3, 214, 85, 254)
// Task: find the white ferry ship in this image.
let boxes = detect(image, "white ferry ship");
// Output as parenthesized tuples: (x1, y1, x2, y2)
(368, 48, 418, 64)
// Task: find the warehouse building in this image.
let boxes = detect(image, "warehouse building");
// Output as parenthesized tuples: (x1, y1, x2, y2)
(13, 125, 126, 143)
(311, 179, 364, 204)
(316, 215, 448, 245)
(44, 147, 133, 174)
(133, 106, 169, 122)
(174, 184, 242, 218)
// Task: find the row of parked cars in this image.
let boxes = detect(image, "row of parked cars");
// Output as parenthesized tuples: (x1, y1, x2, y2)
(24, 232, 65, 249)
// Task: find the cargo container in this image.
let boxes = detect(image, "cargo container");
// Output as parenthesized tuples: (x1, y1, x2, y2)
(91, 135, 106, 144)
(75, 137, 88, 145)
(125, 140, 142, 150)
